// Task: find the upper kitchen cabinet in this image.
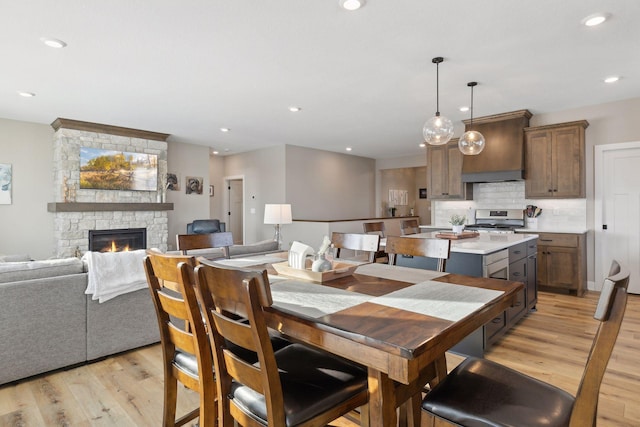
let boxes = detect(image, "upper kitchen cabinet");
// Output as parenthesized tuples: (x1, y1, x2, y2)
(524, 120, 589, 198)
(427, 138, 473, 200)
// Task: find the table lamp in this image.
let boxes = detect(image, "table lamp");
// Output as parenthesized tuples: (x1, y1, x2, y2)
(264, 204, 292, 250)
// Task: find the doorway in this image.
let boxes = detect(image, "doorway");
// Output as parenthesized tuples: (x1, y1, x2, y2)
(595, 141, 640, 294)
(225, 177, 244, 245)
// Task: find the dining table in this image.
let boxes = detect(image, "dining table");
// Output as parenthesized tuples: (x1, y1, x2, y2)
(208, 254, 524, 427)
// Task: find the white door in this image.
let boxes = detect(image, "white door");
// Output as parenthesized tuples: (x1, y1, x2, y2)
(228, 179, 244, 244)
(595, 141, 640, 294)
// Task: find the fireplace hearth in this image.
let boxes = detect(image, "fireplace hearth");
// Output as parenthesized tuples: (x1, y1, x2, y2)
(88, 228, 147, 252)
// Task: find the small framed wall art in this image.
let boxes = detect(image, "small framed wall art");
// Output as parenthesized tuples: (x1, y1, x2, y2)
(185, 176, 203, 195)
(0, 163, 12, 204)
(166, 172, 180, 191)
(419, 188, 427, 199)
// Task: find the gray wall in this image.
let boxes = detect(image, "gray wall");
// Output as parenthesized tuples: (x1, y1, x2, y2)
(166, 141, 211, 250)
(0, 119, 55, 259)
(224, 145, 286, 244)
(286, 145, 375, 220)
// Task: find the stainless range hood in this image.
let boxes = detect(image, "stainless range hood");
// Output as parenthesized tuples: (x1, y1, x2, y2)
(461, 110, 532, 183)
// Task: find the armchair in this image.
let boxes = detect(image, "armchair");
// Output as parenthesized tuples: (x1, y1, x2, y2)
(186, 219, 226, 234)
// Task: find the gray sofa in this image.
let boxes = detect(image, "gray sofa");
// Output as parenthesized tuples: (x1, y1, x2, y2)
(0, 240, 280, 385)
(0, 257, 158, 385)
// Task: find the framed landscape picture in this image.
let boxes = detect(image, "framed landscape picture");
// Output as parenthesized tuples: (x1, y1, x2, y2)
(80, 147, 158, 191)
(0, 163, 12, 204)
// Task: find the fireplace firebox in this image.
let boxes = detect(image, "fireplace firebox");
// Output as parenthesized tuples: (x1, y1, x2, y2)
(88, 228, 147, 252)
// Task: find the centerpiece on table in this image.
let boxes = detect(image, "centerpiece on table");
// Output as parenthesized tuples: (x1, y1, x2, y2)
(449, 214, 466, 234)
(273, 236, 358, 283)
(311, 236, 333, 272)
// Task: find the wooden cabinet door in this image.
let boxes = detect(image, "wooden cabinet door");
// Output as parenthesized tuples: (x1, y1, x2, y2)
(427, 144, 447, 198)
(545, 246, 579, 290)
(446, 141, 464, 198)
(552, 126, 584, 197)
(525, 130, 553, 197)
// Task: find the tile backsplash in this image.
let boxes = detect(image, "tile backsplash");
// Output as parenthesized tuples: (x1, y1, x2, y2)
(434, 181, 586, 230)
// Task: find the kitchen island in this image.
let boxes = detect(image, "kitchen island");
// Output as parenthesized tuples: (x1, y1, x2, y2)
(395, 231, 539, 356)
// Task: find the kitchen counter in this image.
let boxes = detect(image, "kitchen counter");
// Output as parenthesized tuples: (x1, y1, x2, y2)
(514, 228, 588, 234)
(408, 231, 538, 255)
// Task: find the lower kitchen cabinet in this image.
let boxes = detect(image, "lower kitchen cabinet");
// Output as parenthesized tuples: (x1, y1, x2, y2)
(536, 232, 586, 296)
(484, 240, 536, 348)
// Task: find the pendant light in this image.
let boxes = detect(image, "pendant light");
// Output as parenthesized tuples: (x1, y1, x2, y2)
(423, 57, 454, 145)
(458, 81, 485, 155)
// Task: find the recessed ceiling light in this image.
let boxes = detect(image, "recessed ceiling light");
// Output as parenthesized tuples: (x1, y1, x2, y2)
(288, 106, 301, 112)
(582, 13, 610, 27)
(220, 127, 230, 132)
(339, 0, 365, 11)
(41, 37, 67, 48)
(459, 106, 470, 112)
(604, 76, 620, 83)
(346, 147, 352, 151)
(419, 143, 426, 148)
(212, 150, 219, 155)
(18, 91, 36, 97)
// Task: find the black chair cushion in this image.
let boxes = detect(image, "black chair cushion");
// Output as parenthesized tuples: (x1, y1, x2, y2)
(174, 350, 198, 377)
(422, 357, 575, 427)
(230, 343, 367, 426)
(174, 336, 291, 376)
(191, 219, 221, 234)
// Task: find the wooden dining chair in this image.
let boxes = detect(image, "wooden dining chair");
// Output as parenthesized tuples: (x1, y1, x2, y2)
(400, 218, 420, 235)
(143, 251, 216, 427)
(421, 261, 631, 427)
(193, 263, 370, 427)
(331, 232, 380, 263)
(384, 235, 451, 271)
(176, 231, 234, 258)
(363, 221, 387, 262)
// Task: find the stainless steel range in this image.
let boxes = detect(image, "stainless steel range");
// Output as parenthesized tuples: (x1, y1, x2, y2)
(466, 209, 525, 234)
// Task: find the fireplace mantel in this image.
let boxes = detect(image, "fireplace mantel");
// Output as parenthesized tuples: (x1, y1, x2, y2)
(47, 202, 174, 212)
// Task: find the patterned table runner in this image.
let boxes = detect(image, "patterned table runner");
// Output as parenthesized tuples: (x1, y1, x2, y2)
(371, 281, 504, 321)
(271, 281, 373, 318)
(355, 263, 448, 283)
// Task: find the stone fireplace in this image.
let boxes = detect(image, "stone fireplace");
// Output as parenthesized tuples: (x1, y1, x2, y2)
(49, 118, 172, 258)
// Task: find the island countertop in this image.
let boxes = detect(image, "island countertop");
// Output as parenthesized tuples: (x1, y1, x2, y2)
(405, 231, 538, 255)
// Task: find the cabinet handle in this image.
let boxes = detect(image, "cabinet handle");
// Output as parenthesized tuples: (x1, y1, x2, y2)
(514, 250, 522, 255)
(513, 272, 521, 277)
(540, 239, 553, 242)
(548, 189, 553, 192)
(491, 317, 502, 324)
(553, 189, 558, 192)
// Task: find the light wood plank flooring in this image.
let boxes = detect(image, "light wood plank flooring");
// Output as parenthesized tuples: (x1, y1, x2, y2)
(1, 291, 638, 426)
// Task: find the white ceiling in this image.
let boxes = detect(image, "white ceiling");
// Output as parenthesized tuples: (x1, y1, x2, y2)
(2, 1, 639, 159)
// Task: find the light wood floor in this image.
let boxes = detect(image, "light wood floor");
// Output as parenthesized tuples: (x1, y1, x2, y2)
(1, 290, 639, 426)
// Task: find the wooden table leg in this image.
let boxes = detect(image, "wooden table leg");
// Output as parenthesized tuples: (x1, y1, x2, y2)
(368, 368, 398, 427)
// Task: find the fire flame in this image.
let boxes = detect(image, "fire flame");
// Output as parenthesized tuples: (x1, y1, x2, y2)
(105, 241, 130, 252)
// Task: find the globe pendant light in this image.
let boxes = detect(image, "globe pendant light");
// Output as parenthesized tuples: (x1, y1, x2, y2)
(423, 57, 454, 145)
(459, 81, 486, 155)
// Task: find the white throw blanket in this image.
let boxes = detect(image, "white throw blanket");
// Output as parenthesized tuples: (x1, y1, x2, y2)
(82, 249, 147, 303)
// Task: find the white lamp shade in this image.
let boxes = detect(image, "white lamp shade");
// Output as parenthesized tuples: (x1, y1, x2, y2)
(264, 204, 292, 225)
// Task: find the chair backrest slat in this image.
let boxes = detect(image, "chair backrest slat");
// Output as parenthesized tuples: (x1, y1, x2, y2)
(331, 232, 380, 263)
(177, 231, 234, 258)
(363, 221, 385, 237)
(569, 264, 630, 427)
(400, 219, 420, 235)
(385, 236, 451, 271)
